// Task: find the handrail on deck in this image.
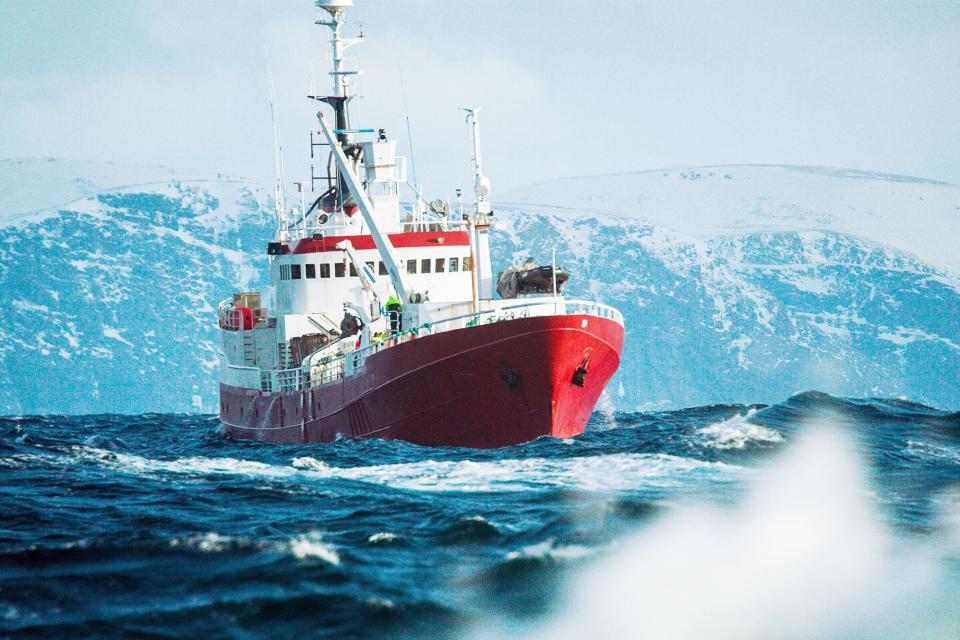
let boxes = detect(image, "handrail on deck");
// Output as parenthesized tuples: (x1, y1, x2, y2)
(221, 296, 623, 393)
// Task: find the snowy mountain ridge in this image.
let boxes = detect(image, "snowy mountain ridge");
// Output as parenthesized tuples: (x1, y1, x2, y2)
(1, 158, 958, 414)
(502, 163, 960, 277)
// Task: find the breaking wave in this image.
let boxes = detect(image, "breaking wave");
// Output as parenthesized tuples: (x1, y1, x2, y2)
(696, 408, 784, 449)
(59, 447, 740, 493)
(169, 530, 340, 563)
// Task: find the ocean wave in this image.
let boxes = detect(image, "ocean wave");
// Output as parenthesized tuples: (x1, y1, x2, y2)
(505, 538, 597, 562)
(68, 446, 740, 493)
(282, 532, 341, 563)
(441, 515, 502, 544)
(168, 530, 339, 564)
(696, 409, 784, 449)
(169, 531, 239, 553)
(0, 451, 67, 470)
(906, 440, 960, 465)
(368, 532, 402, 546)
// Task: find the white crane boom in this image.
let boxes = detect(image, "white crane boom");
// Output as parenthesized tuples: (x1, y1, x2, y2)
(335, 239, 381, 321)
(316, 112, 413, 303)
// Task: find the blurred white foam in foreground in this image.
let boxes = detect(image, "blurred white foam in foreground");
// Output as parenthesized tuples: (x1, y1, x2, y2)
(511, 428, 960, 639)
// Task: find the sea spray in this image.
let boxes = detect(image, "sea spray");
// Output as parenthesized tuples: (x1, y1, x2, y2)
(511, 428, 960, 640)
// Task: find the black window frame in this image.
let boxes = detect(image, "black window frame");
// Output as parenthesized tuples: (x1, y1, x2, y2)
(305, 263, 316, 279)
(407, 259, 417, 274)
(291, 264, 302, 280)
(421, 258, 431, 274)
(335, 262, 346, 278)
(449, 257, 459, 272)
(320, 263, 330, 279)
(435, 258, 445, 273)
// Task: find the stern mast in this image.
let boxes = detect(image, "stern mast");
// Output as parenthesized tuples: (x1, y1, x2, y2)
(464, 107, 494, 299)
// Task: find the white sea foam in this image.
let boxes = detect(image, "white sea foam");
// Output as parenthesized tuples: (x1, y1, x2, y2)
(368, 532, 399, 544)
(505, 538, 597, 562)
(291, 456, 333, 471)
(696, 409, 783, 449)
(168, 530, 339, 564)
(169, 532, 236, 553)
(0, 457, 24, 469)
(489, 428, 960, 640)
(68, 446, 741, 493)
(281, 531, 340, 564)
(0, 452, 61, 469)
(906, 439, 960, 465)
(364, 598, 396, 609)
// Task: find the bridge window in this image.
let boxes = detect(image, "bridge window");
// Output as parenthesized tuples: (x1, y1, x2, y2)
(335, 262, 346, 278)
(291, 264, 301, 279)
(407, 259, 417, 274)
(379, 262, 388, 275)
(306, 264, 316, 279)
(349, 264, 358, 277)
(435, 258, 445, 273)
(320, 263, 330, 278)
(450, 257, 459, 272)
(463, 256, 472, 270)
(421, 258, 431, 273)
(366, 262, 375, 273)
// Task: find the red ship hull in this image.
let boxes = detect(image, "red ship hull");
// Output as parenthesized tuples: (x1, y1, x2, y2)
(219, 314, 623, 449)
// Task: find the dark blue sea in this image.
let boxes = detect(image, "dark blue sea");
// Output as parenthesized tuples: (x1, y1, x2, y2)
(2, 392, 960, 639)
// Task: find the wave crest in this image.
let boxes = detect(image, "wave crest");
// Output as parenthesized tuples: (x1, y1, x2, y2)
(696, 409, 783, 449)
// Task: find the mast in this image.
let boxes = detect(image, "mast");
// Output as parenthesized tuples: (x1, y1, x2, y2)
(463, 107, 491, 215)
(464, 107, 493, 299)
(313, 0, 363, 212)
(314, 1, 361, 140)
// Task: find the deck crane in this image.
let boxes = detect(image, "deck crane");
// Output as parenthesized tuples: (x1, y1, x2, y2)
(336, 239, 383, 346)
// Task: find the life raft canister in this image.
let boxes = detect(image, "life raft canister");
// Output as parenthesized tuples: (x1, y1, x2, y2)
(230, 306, 255, 331)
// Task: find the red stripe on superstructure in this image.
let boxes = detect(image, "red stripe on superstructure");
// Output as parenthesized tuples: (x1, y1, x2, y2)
(289, 231, 470, 254)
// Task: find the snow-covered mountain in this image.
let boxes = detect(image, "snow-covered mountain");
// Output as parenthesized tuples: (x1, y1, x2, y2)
(0, 158, 272, 414)
(1, 158, 958, 414)
(496, 165, 960, 411)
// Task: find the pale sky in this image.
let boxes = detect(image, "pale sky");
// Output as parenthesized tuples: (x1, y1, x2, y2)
(2, 1, 959, 199)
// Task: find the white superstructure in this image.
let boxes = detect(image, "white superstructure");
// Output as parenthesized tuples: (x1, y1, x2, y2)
(217, 1, 623, 396)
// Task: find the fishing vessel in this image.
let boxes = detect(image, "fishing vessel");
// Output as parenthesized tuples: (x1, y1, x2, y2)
(216, 0, 624, 448)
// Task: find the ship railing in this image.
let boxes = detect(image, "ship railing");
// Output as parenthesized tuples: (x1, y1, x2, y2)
(289, 217, 473, 240)
(217, 297, 241, 331)
(563, 299, 624, 325)
(221, 297, 622, 392)
(343, 297, 624, 373)
(309, 357, 344, 387)
(420, 298, 624, 335)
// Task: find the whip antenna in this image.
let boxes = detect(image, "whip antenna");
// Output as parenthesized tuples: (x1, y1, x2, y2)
(399, 70, 418, 190)
(259, 2, 288, 238)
